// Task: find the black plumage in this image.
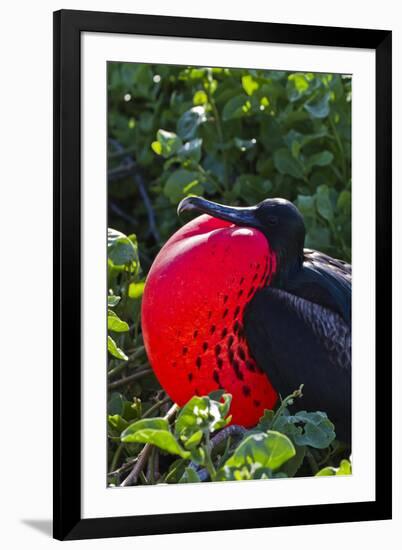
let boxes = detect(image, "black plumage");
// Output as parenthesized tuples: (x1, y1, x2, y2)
(244, 256, 351, 443)
(178, 196, 352, 445)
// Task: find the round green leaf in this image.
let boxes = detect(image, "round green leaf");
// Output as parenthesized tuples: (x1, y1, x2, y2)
(305, 93, 330, 119)
(177, 106, 207, 140)
(164, 170, 203, 204)
(223, 431, 296, 473)
(273, 148, 304, 179)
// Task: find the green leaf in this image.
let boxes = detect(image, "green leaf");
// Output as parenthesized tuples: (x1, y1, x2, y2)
(108, 414, 129, 434)
(177, 106, 207, 140)
(305, 93, 330, 119)
(108, 392, 125, 415)
(108, 228, 139, 272)
(338, 459, 352, 475)
(164, 459, 187, 483)
(337, 190, 351, 217)
(107, 295, 121, 307)
(242, 75, 259, 96)
(121, 419, 190, 458)
(287, 73, 310, 101)
(274, 410, 336, 449)
(217, 431, 295, 480)
(316, 184, 335, 221)
(164, 170, 203, 204)
(107, 392, 141, 421)
(178, 138, 203, 163)
(175, 394, 232, 443)
(132, 64, 153, 97)
(122, 417, 169, 435)
(179, 467, 201, 483)
(193, 90, 208, 105)
(307, 150, 334, 171)
(233, 174, 272, 205)
(222, 95, 251, 121)
(107, 335, 128, 361)
(280, 444, 306, 477)
(296, 195, 316, 221)
(285, 129, 328, 157)
(188, 446, 205, 466)
(151, 129, 183, 158)
(208, 389, 226, 401)
(107, 310, 129, 332)
(316, 459, 352, 477)
(183, 430, 203, 450)
(315, 466, 336, 476)
(256, 409, 275, 432)
(151, 141, 162, 155)
(305, 226, 331, 249)
(273, 148, 304, 179)
(128, 281, 145, 299)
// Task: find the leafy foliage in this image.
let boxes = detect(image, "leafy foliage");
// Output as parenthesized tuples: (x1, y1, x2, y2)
(107, 64, 352, 486)
(108, 64, 351, 267)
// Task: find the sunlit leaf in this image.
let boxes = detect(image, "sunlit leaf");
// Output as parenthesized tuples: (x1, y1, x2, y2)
(107, 335, 128, 361)
(316, 459, 352, 476)
(128, 282, 145, 299)
(121, 419, 190, 458)
(242, 75, 259, 96)
(193, 90, 208, 105)
(216, 431, 295, 480)
(108, 310, 129, 332)
(152, 129, 183, 158)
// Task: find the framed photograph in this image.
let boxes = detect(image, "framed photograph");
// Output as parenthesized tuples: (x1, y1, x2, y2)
(53, 9, 392, 541)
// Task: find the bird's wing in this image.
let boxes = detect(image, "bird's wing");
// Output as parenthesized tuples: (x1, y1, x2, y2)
(286, 249, 352, 323)
(244, 287, 351, 443)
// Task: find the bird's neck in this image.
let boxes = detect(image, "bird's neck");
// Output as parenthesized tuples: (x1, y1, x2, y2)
(271, 248, 303, 288)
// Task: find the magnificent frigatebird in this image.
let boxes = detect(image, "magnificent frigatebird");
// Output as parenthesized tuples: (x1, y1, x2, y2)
(141, 197, 351, 444)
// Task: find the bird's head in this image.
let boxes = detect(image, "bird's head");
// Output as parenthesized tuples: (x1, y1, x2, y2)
(178, 196, 305, 283)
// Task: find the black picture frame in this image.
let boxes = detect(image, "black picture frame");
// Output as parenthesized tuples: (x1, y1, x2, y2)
(53, 9, 392, 541)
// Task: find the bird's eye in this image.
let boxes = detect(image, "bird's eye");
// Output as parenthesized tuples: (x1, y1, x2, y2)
(266, 216, 278, 226)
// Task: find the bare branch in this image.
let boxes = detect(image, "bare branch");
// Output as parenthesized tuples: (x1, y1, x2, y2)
(107, 368, 152, 390)
(108, 139, 160, 242)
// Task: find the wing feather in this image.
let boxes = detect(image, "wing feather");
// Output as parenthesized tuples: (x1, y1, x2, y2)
(286, 249, 352, 323)
(244, 287, 351, 444)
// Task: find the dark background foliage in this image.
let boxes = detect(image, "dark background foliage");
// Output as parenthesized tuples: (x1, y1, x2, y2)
(106, 63, 352, 485)
(108, 63, 351, 273)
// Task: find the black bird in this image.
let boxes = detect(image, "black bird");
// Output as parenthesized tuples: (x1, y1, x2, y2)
(178, 196, 352, 445)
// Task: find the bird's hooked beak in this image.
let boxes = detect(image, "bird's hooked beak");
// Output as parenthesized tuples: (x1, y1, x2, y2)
(177, 196, 260, 228)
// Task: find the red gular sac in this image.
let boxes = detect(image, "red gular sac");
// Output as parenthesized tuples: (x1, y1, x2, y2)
(141, 214, 278, 427)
